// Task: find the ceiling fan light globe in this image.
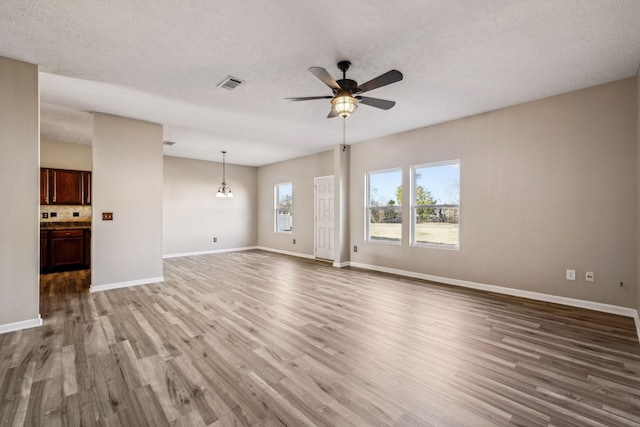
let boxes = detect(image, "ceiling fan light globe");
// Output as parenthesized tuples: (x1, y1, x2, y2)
(331, 95, 358, 118)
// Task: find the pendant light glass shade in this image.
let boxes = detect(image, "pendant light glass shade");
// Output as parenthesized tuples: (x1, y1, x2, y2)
(217, 151, 233, 198)
(331, 95, 358, 118)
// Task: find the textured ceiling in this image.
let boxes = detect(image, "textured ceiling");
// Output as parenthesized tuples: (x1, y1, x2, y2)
(1, 0, 640, 166)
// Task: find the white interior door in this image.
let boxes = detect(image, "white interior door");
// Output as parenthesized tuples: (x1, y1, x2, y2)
(315, 175, 334, 261)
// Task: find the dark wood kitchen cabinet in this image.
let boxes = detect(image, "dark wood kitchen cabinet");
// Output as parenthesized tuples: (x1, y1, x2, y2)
(40, 168, 92, 205)
(40, 228, 90, 273)
(40, 169, 49, 205)
(83, 171, 91, 205)
(40, 230, 48, 270)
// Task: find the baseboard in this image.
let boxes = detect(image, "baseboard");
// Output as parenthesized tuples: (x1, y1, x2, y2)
(163, 246, 258, 259)
(333, 261, 351, 268)
(90, 276, 165, 293)
(0, 315, 42, 335)
(255, 246, 315, 260)
(349, 261, 640, 341)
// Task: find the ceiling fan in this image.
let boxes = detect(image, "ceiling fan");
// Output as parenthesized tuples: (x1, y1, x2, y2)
(285, 60, 403, 118)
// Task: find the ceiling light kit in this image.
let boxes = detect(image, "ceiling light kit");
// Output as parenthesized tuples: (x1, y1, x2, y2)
(216, 151, 234, 198)
(286, 60, 403, 119)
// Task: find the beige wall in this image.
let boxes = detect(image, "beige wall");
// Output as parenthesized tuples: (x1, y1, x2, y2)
(350, 78, 638, 308)
(257, 150, 333, 256)
(92, 113, 163, 288)
(0, 57, 40, 328)
(163, 156, 257, 255)
(40, 139, 92, 170)
(637, 68, 640, 314)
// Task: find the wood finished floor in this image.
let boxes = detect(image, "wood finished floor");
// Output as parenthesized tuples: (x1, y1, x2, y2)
(1, 250, 639, 426)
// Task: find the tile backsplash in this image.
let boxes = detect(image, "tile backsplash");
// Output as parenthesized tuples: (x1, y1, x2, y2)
(41, 205, 92, 222)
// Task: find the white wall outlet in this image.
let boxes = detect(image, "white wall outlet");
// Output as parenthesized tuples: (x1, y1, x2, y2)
(566, 269, 576, 281)
(585, 271, 594, 282)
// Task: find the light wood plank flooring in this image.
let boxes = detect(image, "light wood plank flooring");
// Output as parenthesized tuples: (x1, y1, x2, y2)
(1, 250, 639, 426)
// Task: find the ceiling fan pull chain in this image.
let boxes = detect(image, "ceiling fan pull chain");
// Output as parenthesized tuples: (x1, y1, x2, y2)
(342, 117, 346, 152)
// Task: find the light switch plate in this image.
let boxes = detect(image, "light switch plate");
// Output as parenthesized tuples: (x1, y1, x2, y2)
(566, 269, 575, 281)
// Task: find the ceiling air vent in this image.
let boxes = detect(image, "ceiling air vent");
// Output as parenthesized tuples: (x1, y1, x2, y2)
(217, 76, 244, 90)
(163, 140, 176, 146)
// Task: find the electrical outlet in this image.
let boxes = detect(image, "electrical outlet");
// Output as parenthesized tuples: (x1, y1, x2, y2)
(566, 269, 575, 281)
(293, 239, 296, 244)
(354, 245, 358, 252)
(585, 271, 594, 282)
(73, 212, 79, 217)
(213, 237, 217, 243)
(50, 212, 57, 217)
(42, 212, 48, 219)
(102, 212, 113, 221)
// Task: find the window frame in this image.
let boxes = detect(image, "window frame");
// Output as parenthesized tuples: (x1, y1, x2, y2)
(410, 159, 460, 250)
(365, 167, 403, 245)
(274, 182, 293, 233)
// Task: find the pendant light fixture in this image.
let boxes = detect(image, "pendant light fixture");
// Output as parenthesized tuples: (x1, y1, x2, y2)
(216, 150, 233, 198)
(331, 93, 358, 118)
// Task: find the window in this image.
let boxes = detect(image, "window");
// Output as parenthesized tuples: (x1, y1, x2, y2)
(366, 168, 402, 243)
(411, 160, 460, 248)
(275, 183, 293, 232)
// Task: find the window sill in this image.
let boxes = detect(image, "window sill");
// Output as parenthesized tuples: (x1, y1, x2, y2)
(411, 242, 459, 251)
(366, 238, 402, 246)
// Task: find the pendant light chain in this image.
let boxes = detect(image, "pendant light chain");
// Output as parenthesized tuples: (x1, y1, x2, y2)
(216, 150, 234, 198)
(222, 151, 226, 185)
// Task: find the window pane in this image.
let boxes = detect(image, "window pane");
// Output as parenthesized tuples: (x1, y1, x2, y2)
(276, 211, 292, 232)
(367, 169, 402, 243)
(276, 183, 292, 232)
(412, 161, 459, 248)
(277, 183, 292, 211)
(415, 207, 459, 246)
(369, 170, 402, 207)
(369, 207, 402, 242)
(415, 163, 459, 205)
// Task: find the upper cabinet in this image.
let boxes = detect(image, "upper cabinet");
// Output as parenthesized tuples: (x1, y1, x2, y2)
(40, 168, 92, 205)
(83, 171, 91, 205)
(40, 168, 49, 205)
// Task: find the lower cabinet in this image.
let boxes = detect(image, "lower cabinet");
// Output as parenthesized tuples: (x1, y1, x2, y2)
(40, 231, 48, 270)
(41, 229, 91, 273)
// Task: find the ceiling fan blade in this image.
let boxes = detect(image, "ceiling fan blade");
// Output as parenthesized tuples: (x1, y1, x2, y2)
(309, 67, 341, 91)
(356, 70, 403, 94)
(284, 96, 333, 102)
(358, 96, 396, 110)
(327, 109, 339, 118)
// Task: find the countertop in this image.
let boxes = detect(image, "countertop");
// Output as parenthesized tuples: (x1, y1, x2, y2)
(40, 221, 91, 230)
